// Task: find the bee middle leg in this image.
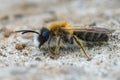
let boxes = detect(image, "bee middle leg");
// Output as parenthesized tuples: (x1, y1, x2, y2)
(48, 36, 61, 59)
(73, 35, 91, 60)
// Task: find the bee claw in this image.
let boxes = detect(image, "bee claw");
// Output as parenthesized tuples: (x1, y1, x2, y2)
(50, 54, 59, 59)
(87, 57, 92, 61)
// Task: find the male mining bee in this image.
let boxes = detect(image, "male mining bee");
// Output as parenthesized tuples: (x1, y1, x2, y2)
(15, 22, 114, 60)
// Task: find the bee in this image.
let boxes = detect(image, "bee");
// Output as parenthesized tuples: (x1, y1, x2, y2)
(15, 22, 114, 60)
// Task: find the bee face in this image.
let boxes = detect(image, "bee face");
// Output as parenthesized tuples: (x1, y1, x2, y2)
(38, 28, 50, 48)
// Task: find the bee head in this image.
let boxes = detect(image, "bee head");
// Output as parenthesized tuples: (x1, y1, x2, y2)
(15, 27, 50, 48)
(38, 28, 50, 48)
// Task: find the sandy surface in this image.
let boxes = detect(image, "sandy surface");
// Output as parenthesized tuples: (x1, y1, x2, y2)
(0, 0, 120, 80)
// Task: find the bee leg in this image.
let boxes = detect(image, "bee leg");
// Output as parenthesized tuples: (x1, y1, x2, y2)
(48, 36, 61, 59)
(73, 35, 91, 60)
(48, 36, 56, 59)
(54, 37, 61, 59)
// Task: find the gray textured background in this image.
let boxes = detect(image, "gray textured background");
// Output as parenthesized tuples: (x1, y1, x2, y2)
(0, 0, 120, 80)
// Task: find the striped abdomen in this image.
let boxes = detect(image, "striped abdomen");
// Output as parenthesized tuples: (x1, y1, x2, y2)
(74, 31, 109, 42)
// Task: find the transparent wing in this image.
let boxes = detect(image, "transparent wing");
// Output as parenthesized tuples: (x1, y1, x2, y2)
(62, 27, 115, 34)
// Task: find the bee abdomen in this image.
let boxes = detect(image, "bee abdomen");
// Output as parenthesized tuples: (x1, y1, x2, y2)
(74, 32, 109, 42)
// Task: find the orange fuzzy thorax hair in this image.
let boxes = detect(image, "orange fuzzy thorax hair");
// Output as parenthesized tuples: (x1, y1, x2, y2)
(48, 22, 73, 36)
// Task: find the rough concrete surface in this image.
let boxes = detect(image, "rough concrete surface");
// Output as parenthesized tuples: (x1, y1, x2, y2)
(0, 0, 120, 80)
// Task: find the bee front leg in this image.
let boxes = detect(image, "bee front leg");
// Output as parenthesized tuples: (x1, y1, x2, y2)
(54, 37, 61, 59)
(73, 35, 91, 60)
(48, 36, 55, 58)
(48, 36, 61, 59)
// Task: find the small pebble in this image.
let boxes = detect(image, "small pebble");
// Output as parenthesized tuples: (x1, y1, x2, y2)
(15, 43, 26, 50)
(35, 57, 42, 61)
(4, 29, 13, 38)
(23, 52, 29, 56)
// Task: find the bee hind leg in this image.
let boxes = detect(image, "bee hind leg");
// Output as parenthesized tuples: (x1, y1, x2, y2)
(73, 35, 91, 60)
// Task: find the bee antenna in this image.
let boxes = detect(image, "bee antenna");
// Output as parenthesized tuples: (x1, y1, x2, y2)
(15, 30, 40, 35)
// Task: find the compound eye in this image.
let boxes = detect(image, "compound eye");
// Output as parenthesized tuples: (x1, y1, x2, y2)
(42, 30, 49, 37)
